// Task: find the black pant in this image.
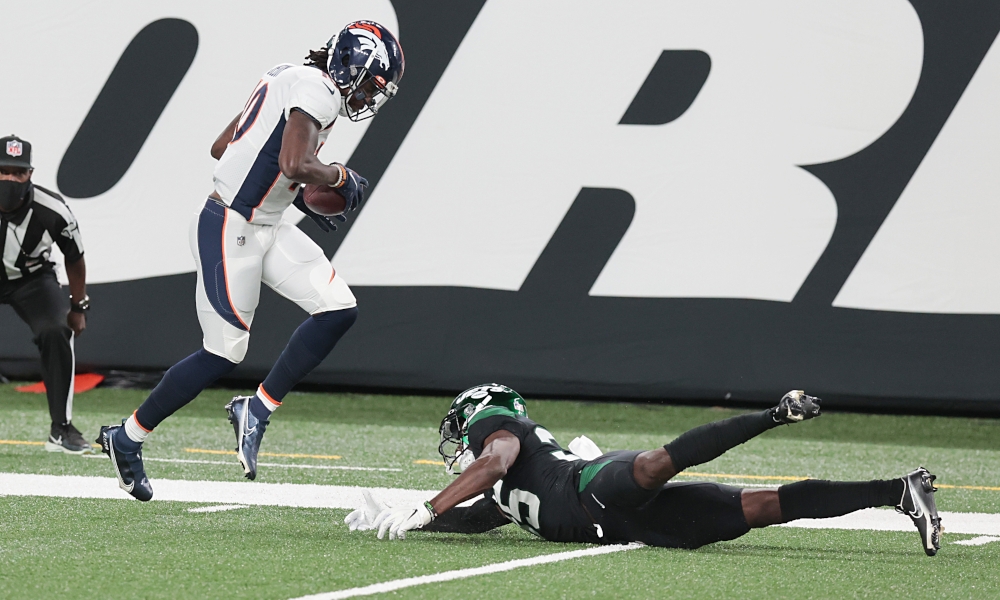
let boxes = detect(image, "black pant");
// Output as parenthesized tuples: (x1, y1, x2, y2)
(1, 270, 74, 425)
(580, 450, 750, 548)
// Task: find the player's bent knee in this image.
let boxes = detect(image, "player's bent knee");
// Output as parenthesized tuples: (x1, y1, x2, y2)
(35, 324, 71, 346)
(310, 274, 356, 314)
(633, 449, 677, 489)
(741, 489, 782, 528)
(203, 333, 249, 364)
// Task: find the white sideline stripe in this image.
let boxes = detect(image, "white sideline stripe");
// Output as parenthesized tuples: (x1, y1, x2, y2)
(288, 543, 644, 600)
(187, 504, 248, 513)
(2, 472, 999, 536)
(0, 473, 438, 509)
(775, 507, 1000, 536)
(142, 457, 402, 472)
(952, 535, 1000, 546)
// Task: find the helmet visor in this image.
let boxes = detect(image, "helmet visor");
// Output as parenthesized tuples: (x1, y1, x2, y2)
(343, 70, 397, 122)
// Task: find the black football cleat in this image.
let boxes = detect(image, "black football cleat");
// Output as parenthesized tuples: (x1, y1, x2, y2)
(772, 390, 822, 424)
(96, 424, 153, 501)
(897, 467, 942, 556)
(46, 422, 95, 455)
(226, 395, 268, 480)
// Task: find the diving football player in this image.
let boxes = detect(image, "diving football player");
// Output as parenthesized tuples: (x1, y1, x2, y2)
(350, 384, 942, 556)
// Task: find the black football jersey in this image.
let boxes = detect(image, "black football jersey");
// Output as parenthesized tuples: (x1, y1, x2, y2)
(467, 407, 598, 543)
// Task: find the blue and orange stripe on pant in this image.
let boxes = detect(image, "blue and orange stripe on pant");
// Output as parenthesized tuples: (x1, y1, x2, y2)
(197, 199, 249, 331)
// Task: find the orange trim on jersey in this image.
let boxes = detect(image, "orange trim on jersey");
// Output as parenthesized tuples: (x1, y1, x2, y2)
(230, 80, 267, 145)
(257, 384, 281, 406)
(249, 172, 284, 222)
(328, 268, 337, 284)
(133, 410, 152, 433)
(221, 210, 251, 330)
(242, 80, 263, 112)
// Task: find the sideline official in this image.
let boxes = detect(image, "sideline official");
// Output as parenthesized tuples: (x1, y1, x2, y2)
(1, 134, 92, 454)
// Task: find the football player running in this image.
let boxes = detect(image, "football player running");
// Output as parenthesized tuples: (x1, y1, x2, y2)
(97, 21, 404, 500)
(349, 384, 942, 556)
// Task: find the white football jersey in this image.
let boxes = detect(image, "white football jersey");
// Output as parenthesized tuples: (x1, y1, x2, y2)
(213, 64, 342, 225)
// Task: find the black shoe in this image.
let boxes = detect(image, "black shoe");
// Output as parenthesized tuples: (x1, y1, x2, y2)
(226, 395, 268, 480)
(45, 422, 94, 455)
(96, 423, 153, 501)
(896, 467, 942, 556)
(772, 390, 822, 424)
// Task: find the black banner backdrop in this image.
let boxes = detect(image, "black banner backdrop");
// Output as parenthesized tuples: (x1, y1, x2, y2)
(2, 0, 999, 413)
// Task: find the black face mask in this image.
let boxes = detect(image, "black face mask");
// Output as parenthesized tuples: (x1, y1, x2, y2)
(0, 180, 31, 213)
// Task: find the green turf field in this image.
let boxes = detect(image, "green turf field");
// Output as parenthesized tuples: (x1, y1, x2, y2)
(1, 382, 998, 599)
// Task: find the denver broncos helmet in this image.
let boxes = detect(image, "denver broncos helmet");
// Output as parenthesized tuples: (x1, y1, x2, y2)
(325, 20, 404, 121)
(438, 384, 527, 475)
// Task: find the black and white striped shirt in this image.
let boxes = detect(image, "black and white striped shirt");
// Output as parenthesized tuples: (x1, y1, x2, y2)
(1, 185, 84, 282)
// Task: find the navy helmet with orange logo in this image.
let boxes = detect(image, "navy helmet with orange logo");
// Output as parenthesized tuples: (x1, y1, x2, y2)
(325, 21, 404, 121)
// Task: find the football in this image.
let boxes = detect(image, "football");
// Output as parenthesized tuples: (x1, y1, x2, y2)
(302, 184, 347, 216)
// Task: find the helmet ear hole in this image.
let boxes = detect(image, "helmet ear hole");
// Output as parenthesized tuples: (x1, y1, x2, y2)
(341, 53, 351, 67)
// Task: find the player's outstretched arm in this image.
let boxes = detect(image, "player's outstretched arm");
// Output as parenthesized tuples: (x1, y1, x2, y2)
(278, 110, 344, 186)
(431, 430, 520, 514)
(422, 497, 511, 534)
(211, 113, 241, 160)
(375, 430, 520, 540)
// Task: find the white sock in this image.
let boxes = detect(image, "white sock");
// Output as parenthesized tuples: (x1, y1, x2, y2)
(124, 412, 150, 444)
(256, 385, 280, 413)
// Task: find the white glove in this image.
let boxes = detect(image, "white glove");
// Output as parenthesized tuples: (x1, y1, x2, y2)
(344, 489, 388, 532)
(448, 448, 477, 474)
(374, 501, 434, 540)
(568, 435, 604, 461)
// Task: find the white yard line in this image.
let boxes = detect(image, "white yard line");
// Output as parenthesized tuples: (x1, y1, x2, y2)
(2, 472, 999, 536)
(187, 504, 248, 513)
(287, 543, 644, 600)
(952, 535, 1000, 546)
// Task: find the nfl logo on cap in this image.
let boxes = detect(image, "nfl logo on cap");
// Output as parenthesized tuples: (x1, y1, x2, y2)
(6, 140, 22, 157)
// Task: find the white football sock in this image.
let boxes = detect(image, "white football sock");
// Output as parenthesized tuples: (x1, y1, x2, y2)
(124, 412, 150, 444)
(256, 385, 280, 413)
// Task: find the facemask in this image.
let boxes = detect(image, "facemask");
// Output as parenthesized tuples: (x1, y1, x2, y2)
(0, 180, 31, 213)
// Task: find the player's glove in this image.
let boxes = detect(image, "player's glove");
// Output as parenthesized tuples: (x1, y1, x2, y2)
(374, 501, 435, 540)
(332, 164, 368, 213)
(772, 390, 822, 424)
(344, 490, 388, 532)
(292, 190, 346, 233)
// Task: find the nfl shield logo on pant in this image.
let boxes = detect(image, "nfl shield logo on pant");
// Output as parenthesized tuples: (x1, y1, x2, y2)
(237, 236, 245, 246)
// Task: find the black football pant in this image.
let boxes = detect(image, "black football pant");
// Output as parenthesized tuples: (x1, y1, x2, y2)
(579, 450, 750, 548)
(0, 270, 74, 425)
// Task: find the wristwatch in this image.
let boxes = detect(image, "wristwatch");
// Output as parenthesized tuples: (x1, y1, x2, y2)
(70, 294, 90, 314)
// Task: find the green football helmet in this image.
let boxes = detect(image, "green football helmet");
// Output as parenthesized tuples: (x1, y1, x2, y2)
(438, 383, 527, 474)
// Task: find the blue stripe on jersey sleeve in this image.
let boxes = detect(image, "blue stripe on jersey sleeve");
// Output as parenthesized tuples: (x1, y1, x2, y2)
(231, 114, 287, 222)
